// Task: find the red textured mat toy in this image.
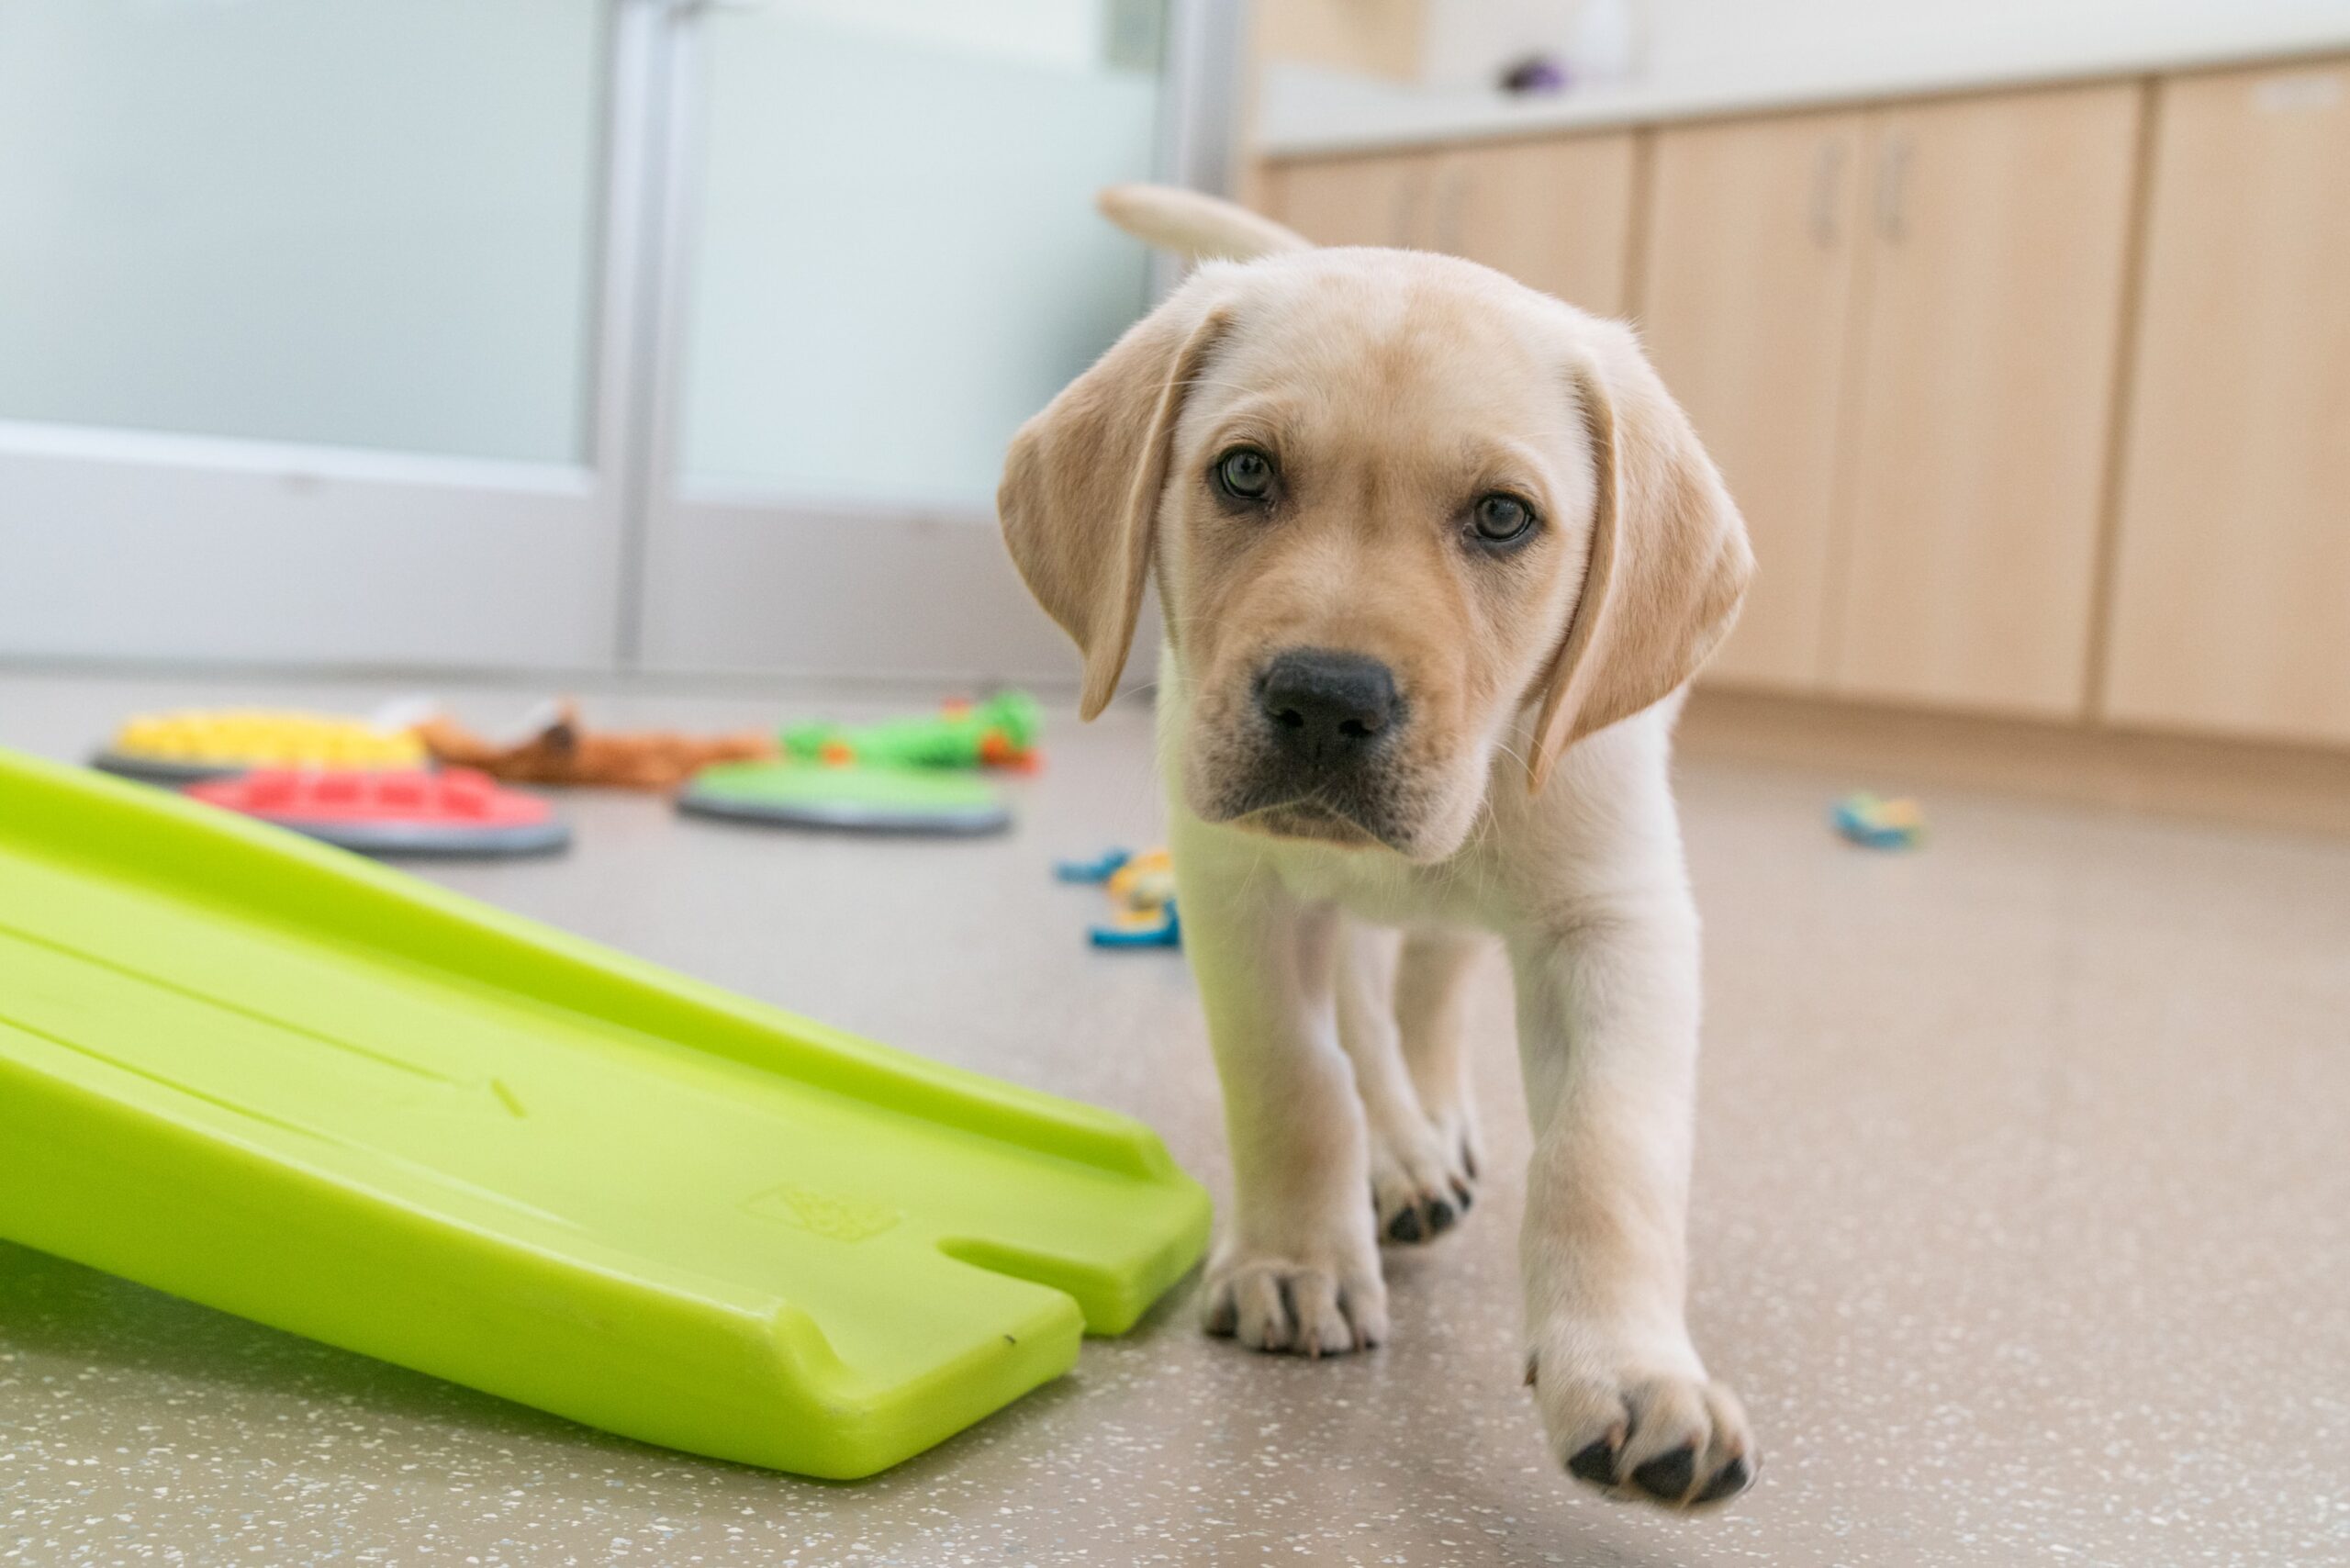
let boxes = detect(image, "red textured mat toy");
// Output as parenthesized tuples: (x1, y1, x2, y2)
(185, 768, 570, 857)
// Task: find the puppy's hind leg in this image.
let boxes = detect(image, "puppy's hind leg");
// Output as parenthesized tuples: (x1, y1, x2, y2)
(1395, 930, 1490, 1197)
(1337, 922, 1477, 1245)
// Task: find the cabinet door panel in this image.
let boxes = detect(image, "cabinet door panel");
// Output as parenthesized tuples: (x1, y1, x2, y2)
(1262, 151, 1429, 249)
(1641, 111, 1864, 690)
(2103, 61, 2350, 745)
(1831, 84, 2141, 716)
(1433, 134, 1638, 315)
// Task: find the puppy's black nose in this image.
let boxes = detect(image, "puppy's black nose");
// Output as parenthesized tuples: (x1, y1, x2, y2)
(1256, 650, 1399, 764)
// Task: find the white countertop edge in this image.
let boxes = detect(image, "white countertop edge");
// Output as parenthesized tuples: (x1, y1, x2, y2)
(1255, 25, 2350, 158)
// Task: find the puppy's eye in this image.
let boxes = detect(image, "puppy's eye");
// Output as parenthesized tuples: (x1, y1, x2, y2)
(1471, 492, 1537, 544)
(1214, 446, 1277, 503)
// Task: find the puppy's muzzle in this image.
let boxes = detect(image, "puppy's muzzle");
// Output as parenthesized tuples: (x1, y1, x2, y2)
(1253, 648, 1402, 771)
(1210, 647, 1423, 848)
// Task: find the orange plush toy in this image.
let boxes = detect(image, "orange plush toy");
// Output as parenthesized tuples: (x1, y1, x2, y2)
(414, 702, 776, 791)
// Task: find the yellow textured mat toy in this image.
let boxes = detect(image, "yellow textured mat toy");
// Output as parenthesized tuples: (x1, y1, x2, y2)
(96, 708, 426, 782)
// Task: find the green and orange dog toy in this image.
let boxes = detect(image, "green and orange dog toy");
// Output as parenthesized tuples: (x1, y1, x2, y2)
(783, 691, 1042, 772)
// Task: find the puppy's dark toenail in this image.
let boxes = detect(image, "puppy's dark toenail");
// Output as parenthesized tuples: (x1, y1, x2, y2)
(1695, 1455, 1752, 1505)
(1632, 1446, 1695, 1500)
(1462, 1146, 1480, 1180)
(1451, 1180, 1472, 1212)
(1426, 1199, 1456, 1234)
(1387, 1208, 1424, 1242)
(1567, 1439, 1617, 1485)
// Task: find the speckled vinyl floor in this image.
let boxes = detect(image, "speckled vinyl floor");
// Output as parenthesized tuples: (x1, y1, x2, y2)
(2, 670, 2346, 1568)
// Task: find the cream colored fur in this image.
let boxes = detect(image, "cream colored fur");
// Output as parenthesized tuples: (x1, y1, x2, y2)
(997, 185, 1757, 1509)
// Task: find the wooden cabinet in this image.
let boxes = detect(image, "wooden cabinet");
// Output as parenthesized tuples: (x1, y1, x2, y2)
(1260, 151, 1427, 249)
(1262, 135, 1638, 315)
(2102, 60, 2350, 746)
(1641, 110, 1866, 689)
(1425, 138, 1639, 315)
(1259, 57, 2350, 757)
(1640, 84, 2139, 714)
(1830, 84, 2142, 716)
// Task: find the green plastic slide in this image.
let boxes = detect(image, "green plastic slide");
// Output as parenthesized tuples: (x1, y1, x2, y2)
(0, 748, 1209, 1477)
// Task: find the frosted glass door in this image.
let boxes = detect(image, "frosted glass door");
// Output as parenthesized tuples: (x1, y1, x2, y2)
(635, 0, 1173, 675)
(0, 0, 642, 668)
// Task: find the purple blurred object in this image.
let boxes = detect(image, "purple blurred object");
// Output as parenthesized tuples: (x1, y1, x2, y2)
(1500, 53, 1571, 95)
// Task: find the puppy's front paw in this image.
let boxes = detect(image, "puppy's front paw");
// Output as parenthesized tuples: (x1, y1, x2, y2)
(1203, 1251, 1388, 1357)
(1528, 1332, 1757, 1509)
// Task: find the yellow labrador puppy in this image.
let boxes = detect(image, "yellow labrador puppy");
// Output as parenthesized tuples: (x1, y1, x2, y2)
(998, 185, 1757, 1509)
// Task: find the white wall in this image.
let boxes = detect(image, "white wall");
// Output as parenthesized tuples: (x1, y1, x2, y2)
(1409, 0, 2350, 89)
(1639, 0, 2350, 87)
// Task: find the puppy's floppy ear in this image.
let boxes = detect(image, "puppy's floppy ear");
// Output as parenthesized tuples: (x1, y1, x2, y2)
(998, 292, 1232, 720)
(1528, 329, 1754, 789)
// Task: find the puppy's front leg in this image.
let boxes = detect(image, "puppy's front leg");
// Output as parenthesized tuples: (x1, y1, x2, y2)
(1511, 896, 1756, 1506)
(1176, 825, 1387, 1356)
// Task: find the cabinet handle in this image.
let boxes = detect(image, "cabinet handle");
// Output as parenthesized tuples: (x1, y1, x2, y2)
(1809, 139, 1845, 248)
(1874, 134, 1912, 242)
(1432, 163, 1470, 253)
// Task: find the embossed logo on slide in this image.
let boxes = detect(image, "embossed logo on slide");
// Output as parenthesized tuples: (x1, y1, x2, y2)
(745, 1182, 901, 1243)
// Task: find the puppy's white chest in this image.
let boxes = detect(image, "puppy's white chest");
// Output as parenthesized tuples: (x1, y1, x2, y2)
(1259, 837, 1490, 931)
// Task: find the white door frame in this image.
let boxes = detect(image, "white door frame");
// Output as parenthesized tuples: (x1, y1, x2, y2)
(0, 0, 1245, 681)
(0, 0, 669, 674)
(625, 0, 1248, 683)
